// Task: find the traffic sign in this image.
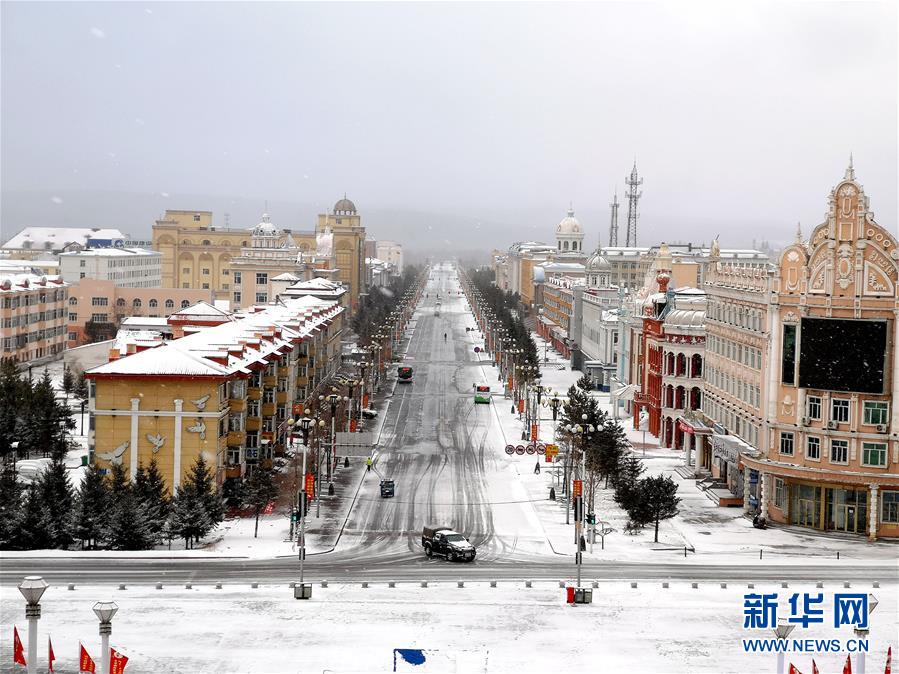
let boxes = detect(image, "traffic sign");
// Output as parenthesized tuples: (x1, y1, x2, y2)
(545, 444, 559, 459)
(573, 480, 583, 498)
(504, 444, 515, 455)
(515, 445, 526, 455)
(536, 443, 546, 455)
(474, 347, 481, 353)
(525, 444, 536, 455)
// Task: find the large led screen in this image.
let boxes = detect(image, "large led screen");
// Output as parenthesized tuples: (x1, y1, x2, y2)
(797, 317, 887, 394)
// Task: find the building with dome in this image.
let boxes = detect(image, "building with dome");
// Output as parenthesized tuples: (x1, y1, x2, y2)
(556, 207, 586, 255)
(316, 196, 366, 311)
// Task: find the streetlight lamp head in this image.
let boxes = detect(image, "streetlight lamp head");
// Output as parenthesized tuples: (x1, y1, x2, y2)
(92, 600, 119, 623)
(581, 413, 588, 421)
(18, 576, 48, 605)
(318, 395, 325, 401)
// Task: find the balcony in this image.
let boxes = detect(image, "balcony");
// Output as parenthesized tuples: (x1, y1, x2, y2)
(224, 465, 242, 479)
(263, 375, 277, 387)
(296, 376, 309, 387)
(262, 402, 276, 417)
(227, 430, 246, 446)
(247, 389, 262, 401)
(229, 399, 246, 413)
(246, 417, 261, 432)
(276, 390, 289, 404)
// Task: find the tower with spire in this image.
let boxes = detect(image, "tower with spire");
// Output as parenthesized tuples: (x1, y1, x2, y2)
(624, 160, 643, 247)
(608, 190, 620, 247)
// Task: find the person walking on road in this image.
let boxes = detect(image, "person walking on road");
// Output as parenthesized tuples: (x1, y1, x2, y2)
(534, 461, 541, 475)
(366, 456, 373, 472)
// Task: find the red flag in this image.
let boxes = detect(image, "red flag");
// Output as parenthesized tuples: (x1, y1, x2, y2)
(789, 665, 804, 674)
(109, 648, 129, 674)
(13, 626, 26, 667)
(886, 646, 892, 674)
(813, 660, 820, 674)
(844, 655, 853, 674)
(79, 644, 96, 673)
(49, 636, 56, 673)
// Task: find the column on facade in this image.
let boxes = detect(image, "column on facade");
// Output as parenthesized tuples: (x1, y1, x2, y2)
(129, 398, 140, 480)
(759, 471, 769, 519)
(683, 430, 692, 469)
(869, 484, 879, 541)
(173, 399, 184, 490)
(743, 468, 752, 513)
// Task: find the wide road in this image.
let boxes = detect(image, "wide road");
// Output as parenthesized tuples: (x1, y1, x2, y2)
(2, 264, 896, 586)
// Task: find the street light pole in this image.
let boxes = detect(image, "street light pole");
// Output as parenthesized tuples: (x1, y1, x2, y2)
(92, 601, 118, 674)
(288, 417, 313, 598)
(18, 576, 48, 674)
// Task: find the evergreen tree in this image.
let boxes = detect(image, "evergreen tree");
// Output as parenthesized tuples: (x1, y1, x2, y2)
(638, 475, 681, 543)
(591, 415, 628, 489)
(171, 486, 211, 549)
(18, 372, 74, 461)
(36, 459, 75, 549)
(243, 465, 278, 538)
(134, 459, 170, 544)
(62, 365, 75, 396)
(184, 454, 224, 535)
(107, 463, 130, 504)
(105, 490, 154, 550)
(75, 463, 109, 549)
(74, 369, 88, 402)
(16, 483, 51, 550)
(576, 373, 594, 391)
(0, 358, 28, 464)
(0, 469, 23, 548)
(613, 455, 645, 513)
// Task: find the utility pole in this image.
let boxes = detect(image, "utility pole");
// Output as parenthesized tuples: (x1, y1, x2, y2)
(624, 160, 643, 247)
(608, 189, 619, 247)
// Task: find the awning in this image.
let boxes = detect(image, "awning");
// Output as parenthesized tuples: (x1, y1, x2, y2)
(612, 384, 637, 401)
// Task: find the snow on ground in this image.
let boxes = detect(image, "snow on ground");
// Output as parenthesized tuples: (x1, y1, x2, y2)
(1, 581, 893, 674)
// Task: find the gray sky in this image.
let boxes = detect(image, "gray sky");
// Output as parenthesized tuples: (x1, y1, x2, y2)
(1, 1, 896, 252)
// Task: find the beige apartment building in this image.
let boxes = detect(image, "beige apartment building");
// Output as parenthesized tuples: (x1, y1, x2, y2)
(0, 272, 69, 364)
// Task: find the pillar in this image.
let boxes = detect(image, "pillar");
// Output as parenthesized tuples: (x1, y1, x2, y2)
(173, 399, 184, 490)
(869, 484, 879, 542)
(760, 471, 769, 519)
(129, 398, 140, 480)
(743, 468, 752, 513)
(683, 431, 692, 468)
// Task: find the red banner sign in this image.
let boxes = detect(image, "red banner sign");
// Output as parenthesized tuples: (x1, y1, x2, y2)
(350, 419, 358, 433)
(305, 472, 315, 499)
(573, 480, 583, 498)
(676, 419, 695, 435)
(530, 424, 538, 441)
(292, 403, 304, 416)
(518, 399, 524, 413)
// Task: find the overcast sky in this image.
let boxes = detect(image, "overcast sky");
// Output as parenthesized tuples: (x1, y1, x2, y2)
(1, 1, 896, 251)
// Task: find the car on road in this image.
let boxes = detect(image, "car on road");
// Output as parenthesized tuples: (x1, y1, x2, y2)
(380, 479, 395, 498)
(398, 366, 414, 383)
(421, 525, 476, 562)
(361, 408, 378, 419)
(474, 385, 491, 404)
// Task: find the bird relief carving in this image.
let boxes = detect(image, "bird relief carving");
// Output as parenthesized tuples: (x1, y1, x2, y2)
(146, 433, 165, 454)
(97, 441, 129, 465)
(187, 419, 207, 440)
(191, 394, 211, 411)
(781, 394, 794, 417)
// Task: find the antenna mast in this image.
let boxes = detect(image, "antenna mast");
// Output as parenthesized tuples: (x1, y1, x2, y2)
(608, 190, 620, 247)
(624, 160, 643, 247)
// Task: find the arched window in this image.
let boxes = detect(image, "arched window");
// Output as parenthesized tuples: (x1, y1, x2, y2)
(149, 299, 158, 308)
(563, 241, 569, 251)
(132, 298, 142, 307)
(165, 299, 174, 309)
(69, 297, 78, 306)
(182, 239, 192, 245)
(181, 300, 191, 308)
(116, 298, 126, 307)
(202, 240, 211, 246)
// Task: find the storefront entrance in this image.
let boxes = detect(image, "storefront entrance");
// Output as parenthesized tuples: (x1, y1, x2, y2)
(793, 484, 822, 529)
(825, 488, 867, 534)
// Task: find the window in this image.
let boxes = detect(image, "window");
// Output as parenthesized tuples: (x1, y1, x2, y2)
(223, 269, 230, 276)
(181, 300, 190, 308)
(182, 283, 189, 289)
(863, 401, 889, 426)
(202, 283, 210, 290)
(247, 400, 259, 417)
(882, 491, 899, 524)
(861, 442, 887, 467)
(806, 436, 820, 460)
(149, 299, 158, 308)
(91, 313, 108, 323)
(132, 298, 141, 307)
(233, 292, 241, 303)
(202, 240, 210, 246)
(68, 332, 77, 341)
(68, 312, 77, 321)
(91, 297, 108, 306)
(779, 432, 794, 456)
(830, 439, 848, 464)
(165, 299, 174, 309)
(781, 324, 797, 384)
(773, 477, 785, 510)
(116, 298, 125, 307)
(806, 396, 822, 420)
(202, 268, 210, 275)
(69, 297, 77, 305)
(256, 292, 267, 303)
(255, 273, 267, 285)
(193, 214, 201, 222)
(831, 399, 850, 424)
(182, 267, 190, 274)
(233, 272, 241, 283)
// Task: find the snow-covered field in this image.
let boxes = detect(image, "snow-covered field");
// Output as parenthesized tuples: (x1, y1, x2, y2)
(1, 581, 893, 674)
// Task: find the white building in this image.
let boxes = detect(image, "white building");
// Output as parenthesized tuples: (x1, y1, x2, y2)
(375, 241, 403, 274)
(1, 227, 129, 260)
(58, 247, 162, 288)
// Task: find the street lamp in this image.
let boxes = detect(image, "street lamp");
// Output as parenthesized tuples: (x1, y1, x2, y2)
(852, 593, 878, 674)
(18, 576, 48, 674)
(325, 391, 341, 489)
(772, 621, 795, 674)
(92, 600, 118, 674)
(288, 417, 314, 599)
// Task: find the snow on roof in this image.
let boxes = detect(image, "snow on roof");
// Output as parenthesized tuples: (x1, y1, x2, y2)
(272, 272, 301, 281)
(58, 247, 159, 257)
(170, 300, 233, 318)
(2, 227, 127, 249)
(0, 273, 67, 292)
(122, 316, 170, 327)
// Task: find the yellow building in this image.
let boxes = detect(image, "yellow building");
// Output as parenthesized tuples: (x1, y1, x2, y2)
(152, 210, 249, 301)
(317, 197, 366, 311)
(86, 295, 344, 494)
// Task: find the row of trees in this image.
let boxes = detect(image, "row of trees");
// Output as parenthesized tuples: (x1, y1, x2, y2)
(0, 455, 225, 550)
(468, 268, 540, 367)
(352, 265, 421, 344)
(0, 359, 80, 463)
(556, 384, 681, 542)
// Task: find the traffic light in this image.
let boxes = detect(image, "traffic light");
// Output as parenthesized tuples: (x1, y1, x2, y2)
(573, 496, 583, 522)
(587, 513, 596, 525)
(297, 492, 309, 518)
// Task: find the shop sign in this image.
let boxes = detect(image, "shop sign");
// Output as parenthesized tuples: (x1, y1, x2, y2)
(712, 436, 740, 463)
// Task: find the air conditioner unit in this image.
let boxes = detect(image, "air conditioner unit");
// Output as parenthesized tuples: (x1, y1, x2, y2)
(800, 417, 810, 426)
(876, 424, 888, 433)
(826, 421, 839, 430)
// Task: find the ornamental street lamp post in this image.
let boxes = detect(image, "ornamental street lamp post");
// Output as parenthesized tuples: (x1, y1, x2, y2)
(772, 622, 795, 674)
(18, 576, 48, 674)
(326, 391, 340, 488)
(288, 417, 314, 599)
(852, 594, 878, 674)
(92, 601, 118, 674)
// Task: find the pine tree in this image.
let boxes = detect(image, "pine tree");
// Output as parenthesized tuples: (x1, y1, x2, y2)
(75, 463, 109, 549)
(107, 463, 130, 504)
(613, 455, 645, 513)
(17, 483, 51, 550)
(591, 415, 628, 489)
(639, 475, 682, 543)
(74, 369, 88, 402)
(243, 465, 278, 538)
(134, 459, 170, 544)
(62, 365, 75, 396)
(36, 459, 75, 549)
(171, 486, 211, 549)
(184, 454, 223, 536)
(21, 372, 74, 461)
(0, 358, 28, 465)
(576, 373, 594, 391)
(0, 469, 23, 548)
(105, 490, 154, 550)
